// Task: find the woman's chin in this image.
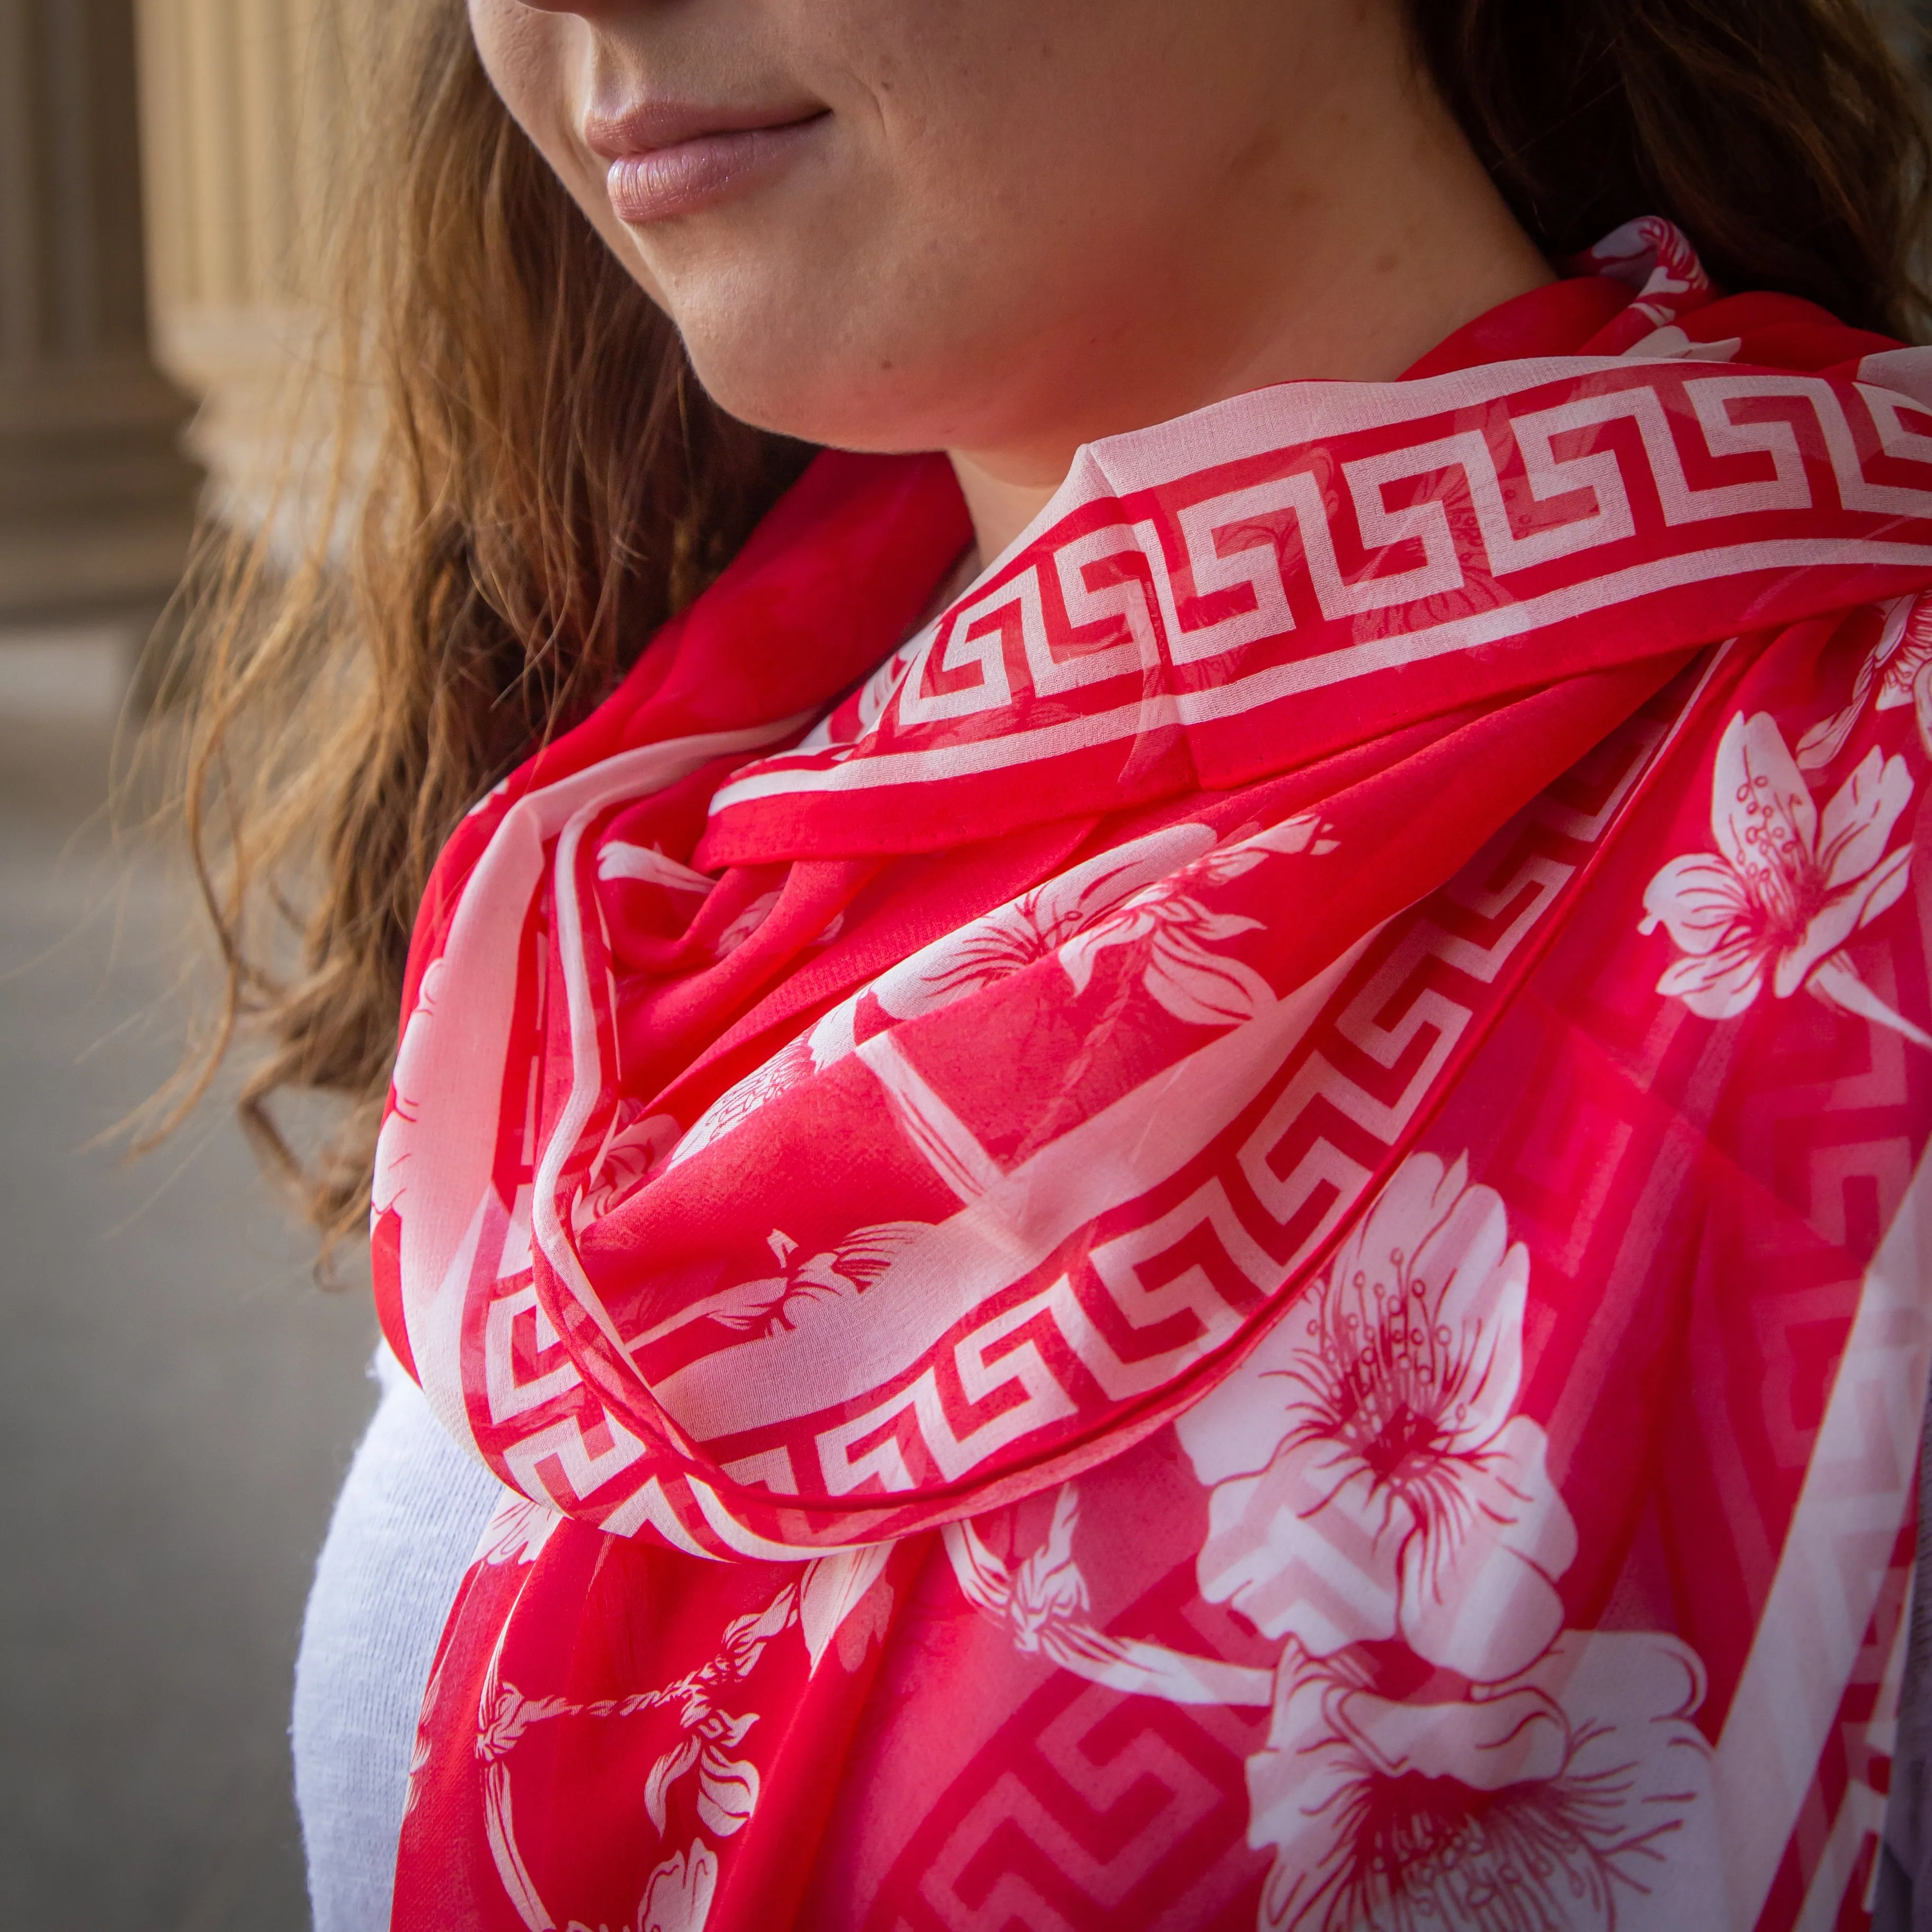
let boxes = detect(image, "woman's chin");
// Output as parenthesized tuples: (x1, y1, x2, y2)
(677, 340, 959, 457)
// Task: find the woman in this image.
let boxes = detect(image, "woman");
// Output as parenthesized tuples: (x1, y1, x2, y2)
(177, 0, 1932, 1926)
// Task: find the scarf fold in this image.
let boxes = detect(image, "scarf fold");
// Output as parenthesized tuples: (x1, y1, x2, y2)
(381, 220, 1932, 1931)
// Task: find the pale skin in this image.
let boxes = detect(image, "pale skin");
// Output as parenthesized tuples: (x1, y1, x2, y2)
(470, 0, 1552, 565)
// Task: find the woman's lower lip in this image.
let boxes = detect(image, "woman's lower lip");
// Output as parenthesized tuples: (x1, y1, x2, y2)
(606, 118, 826, 224)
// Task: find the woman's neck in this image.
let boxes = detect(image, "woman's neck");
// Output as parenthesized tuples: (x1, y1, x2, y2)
(945, 23, 1551, 566)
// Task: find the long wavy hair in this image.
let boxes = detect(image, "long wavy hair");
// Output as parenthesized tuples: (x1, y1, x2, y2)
(159, 0, 1931, 1260)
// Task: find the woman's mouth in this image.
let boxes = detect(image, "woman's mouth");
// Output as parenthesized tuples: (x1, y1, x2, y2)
(595, 106, 830, 225)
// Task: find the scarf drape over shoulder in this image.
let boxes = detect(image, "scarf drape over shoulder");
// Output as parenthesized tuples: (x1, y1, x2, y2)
(378, 221, 1932, 1930)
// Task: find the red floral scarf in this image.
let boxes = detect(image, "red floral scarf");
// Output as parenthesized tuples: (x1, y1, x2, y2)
(381, 221, 1932, 1930)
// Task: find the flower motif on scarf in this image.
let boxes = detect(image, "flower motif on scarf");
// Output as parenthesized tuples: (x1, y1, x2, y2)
(568, 1841, 719, 1932)
(638, 1843, 719, 1932)
(869, 812, 1336, 1027)
(598, 842, 717, 897)
(952, 1486, 1093, 1661)
(1640, 710, 1929, 1047)
(478, 1683, 576, 1764)
(642, 1696, 762, 1840)
(1060, 813, 1336, 1027)
(636, 1223, 931, 1346)
(477, 1493, 563, 1568)
(663, 814, 1340, 1178)
(580, 1102, 684, 1219)
(477, 1550, 892, 1932)
(713, 888, 782, 959)
(942, 1157, 1716, 1930)
(622, 1587, 795, 1842)
(668, 825, 1227, 1170)
(944, 1486, 1279, 1708)
(1176, 1152, 1576, 1685)
(667, 1037, 818, 1172)
(1797, 595, 1932, 773)
(944, 1152, 1716, 1928)
(1059, 882, 1271, 1024)
(1250, 1631, 1718, 1932)
(869, 822, 1226, 1021)
(372, 956, 448, 1224)
(1575, 215, 1716, 354)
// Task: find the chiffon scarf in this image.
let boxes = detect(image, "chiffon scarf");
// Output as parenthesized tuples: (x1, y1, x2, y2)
(380, 221, 1932, 1930)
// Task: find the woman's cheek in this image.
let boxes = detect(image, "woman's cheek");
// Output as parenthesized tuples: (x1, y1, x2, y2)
(466, 0, 562, 135)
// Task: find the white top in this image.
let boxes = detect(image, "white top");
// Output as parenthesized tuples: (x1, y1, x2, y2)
(292, 1345, 505, 1932)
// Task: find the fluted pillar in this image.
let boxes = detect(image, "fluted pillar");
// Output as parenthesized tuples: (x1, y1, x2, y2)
(135, 0, 351, 542)
(0, 0, 202, 622)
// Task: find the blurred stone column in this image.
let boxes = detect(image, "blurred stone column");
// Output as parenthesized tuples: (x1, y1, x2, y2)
(0, 0, 202, 623)
(135, 0, 352, 548)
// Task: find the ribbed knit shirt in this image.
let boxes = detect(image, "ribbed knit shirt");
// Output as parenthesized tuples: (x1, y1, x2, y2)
(292, 1346, 504, 1932)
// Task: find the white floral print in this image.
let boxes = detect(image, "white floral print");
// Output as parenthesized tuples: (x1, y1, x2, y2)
(1060, 873, 1269, 1023)
(598, 842, 717, 896)
(1249, 1631, 1719, 1932)
(1641, 710, 1929, 1046)
(476, 1494, 564, 1568)
(796, 1544, 894, 1674)
(372, 958, 448, 1223)
(643, 1703, 761, 1840)
(1177, 1153, 1575, 1684)
(1618, 324, 1741, 363)
(666, 1038, 817, 1172)
(665, 815, 1337, 1172)
(944, 1487, 1277, 1709)
(668, 824, 1223, 1173)
(478, 1681, 575, 1765)
(637, 1844, 719, 1932)
(632, 1222, 932, 1348)
(580, 1104, 684, 1221)
(946, 1150, 1716, 1929)
(566, 1842, 721, 1932)
(1061, 812, 1338, 1027)
(872, 812, 1334, 1025)
(479, 1552, 890, 1932)
(1582, 214, 1714, 338)
(950, 1487, 1094, 1661)
(869, 822, 1224, 1021)
(1797, 594, 1932, 771)
(714, 889, 781, 959)
(633, 1586, 794, 1840)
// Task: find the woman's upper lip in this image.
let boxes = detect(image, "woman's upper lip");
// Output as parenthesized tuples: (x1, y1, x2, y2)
(583, 101, 827, 159)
